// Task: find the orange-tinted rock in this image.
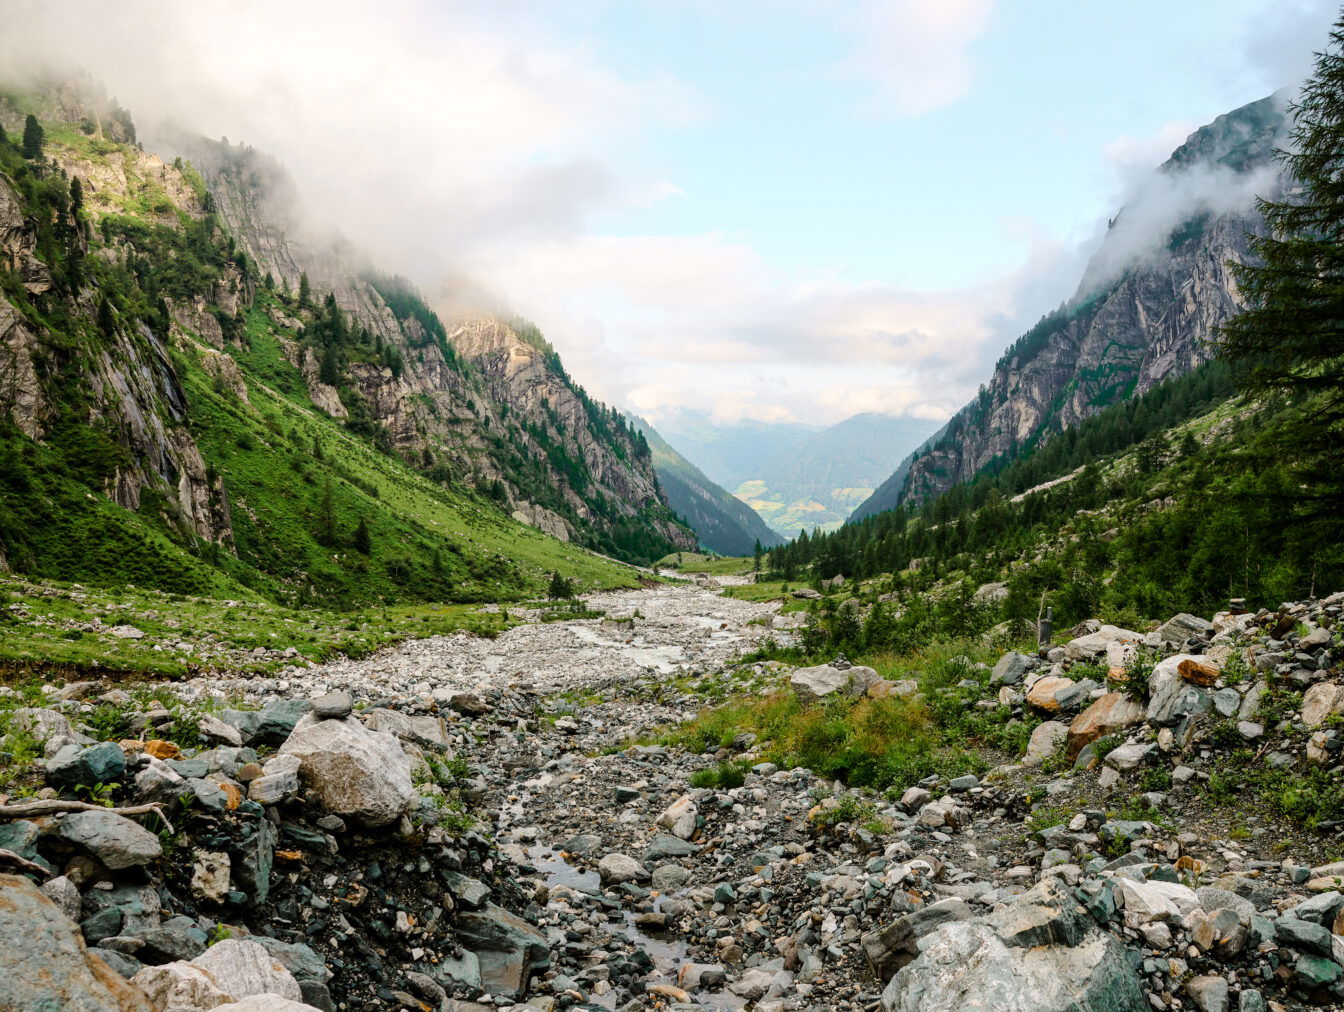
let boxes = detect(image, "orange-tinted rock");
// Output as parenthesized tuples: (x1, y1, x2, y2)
(143, 740, 180, 760)
(1025, 676, 1074, 712)
(1067, 692, 1146, 755)
(1177, 658, 1219, 686)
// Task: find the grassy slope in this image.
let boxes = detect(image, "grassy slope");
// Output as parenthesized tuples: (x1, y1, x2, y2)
(0, 115, 640, 618)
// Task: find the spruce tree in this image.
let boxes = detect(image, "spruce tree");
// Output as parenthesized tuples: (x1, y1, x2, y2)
(298, 272, 311, 309)
(352, 518, 372, 555)
(1218, 13, 1344, 510)
(20, 114, 43, 159)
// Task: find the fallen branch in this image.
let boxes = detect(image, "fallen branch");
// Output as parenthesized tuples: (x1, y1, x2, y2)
(0, 848, 52, 879)
(0, 800, 174, 835)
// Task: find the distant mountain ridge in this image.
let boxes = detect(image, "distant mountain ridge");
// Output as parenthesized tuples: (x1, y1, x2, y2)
(659, 410, 940, 536)
(628, 416, 784, 555)
(852, 92, 1287, 521)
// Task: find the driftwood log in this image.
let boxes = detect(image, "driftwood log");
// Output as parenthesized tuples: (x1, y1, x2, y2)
(0, 800, 174, 834)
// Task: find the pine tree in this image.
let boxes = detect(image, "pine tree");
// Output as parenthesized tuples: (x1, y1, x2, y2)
(352, 518, 372, 554)
(20, 114, 43, 160)
(69, 176, 83, 216)
(1218, 13, 1344, 511)
(752, 539, 763, 572)
(548, 571, 575, 600)
(319, 344, 341, 386)
(298, 272, 311, 309)
(317, 479, 337, 546)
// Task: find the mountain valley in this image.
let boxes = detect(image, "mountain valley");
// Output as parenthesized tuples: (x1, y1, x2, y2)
(0, 9, 1343, 1012)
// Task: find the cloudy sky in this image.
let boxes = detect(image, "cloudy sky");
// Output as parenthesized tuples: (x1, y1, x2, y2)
(2, 0, 1337, 426)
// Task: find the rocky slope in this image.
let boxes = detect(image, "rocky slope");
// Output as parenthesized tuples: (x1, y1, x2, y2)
(171, 132, 694, 562)
(630, 415, 783, 556)
(2, 581, 1342, 1011)
(854, 93, 1285, 518)
(0, 76, 690, 598)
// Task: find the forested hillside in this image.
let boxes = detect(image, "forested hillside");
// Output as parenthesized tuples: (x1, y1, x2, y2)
(854, 93, 1287, 519)
(0, 81, 670, 606)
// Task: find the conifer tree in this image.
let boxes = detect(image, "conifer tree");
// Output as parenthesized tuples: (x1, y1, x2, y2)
(20, 114, 43, 159)
(352, 518, 372, 555)
(298, 272, 311, 309)
(1218, 13, 1344, 509)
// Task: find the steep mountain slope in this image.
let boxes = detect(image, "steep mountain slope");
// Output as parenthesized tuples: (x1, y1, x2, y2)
(168, 132, 694, 563)
(0, 79, 659, 603)
(654, 412, 821, 490)
(739, 412, 943, 535)
(853, 93, 1286, 519)
(628, 415, 783, 555)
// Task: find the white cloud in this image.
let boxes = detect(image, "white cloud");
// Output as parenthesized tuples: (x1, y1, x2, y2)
(839, 0, 996, 116)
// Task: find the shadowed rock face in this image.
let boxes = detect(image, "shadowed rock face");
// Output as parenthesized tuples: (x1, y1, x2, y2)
(855, 94, 1287, 518)
(0, 873, 152, 1011)
(174, 132, 693, 558)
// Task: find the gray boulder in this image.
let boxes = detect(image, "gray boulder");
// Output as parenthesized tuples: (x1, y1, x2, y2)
(861, 897, 972, 981)
(790, 662, 880, 704)
(0, 873, 151, 1011)
(189, 937, 304, 1001)
(454, 903, 550, 999)
(278, 714, 416, 826)
(880, 919, 1143, 1012)
(254, 699, 313, 744)
(47, 741, 126, 788)
(56, 810, 162, 870)
(310, 691, 353, 720)
(1146, 654, 1213, 726)
(1155, 613, 1214, 644)
(991, 652, 1034, 686)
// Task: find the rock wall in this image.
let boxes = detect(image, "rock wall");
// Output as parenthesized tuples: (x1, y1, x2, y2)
(857, 94, 1286, 516)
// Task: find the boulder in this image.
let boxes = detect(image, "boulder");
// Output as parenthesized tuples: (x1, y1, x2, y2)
(1113, 877, 1198, 927)
(197, 713, 243, 747)
(985, 878, 1090, 948)
(880, 920, 1142, 1012)
(655, 795, 698, 841)
(454, 903, 550, 999)
(1067, 693, 1145, 755)
(1177, 658, 1220, 686)
(190, 851, 231, 904)
(190, 938, 303, 1001)
(11, 706, 75, 743)
(1023, 721, 1068, 764)
(253, 699, 313, 745)
(790, 662, 880, 704)
(0, 873, 151, 1011)
(1063, 625, 1143, 662)
(991, 653, 1033, 686)
(1103, 742, 1155, 771)
(861, 897, 973, 981)
(310, 692, 352, 720)
(130, 961, 231, 1010)
(47, 741, 126, 788)
(363, 708, 449, 749)
(56, 810, 162, 870)
(1301, 683, 1344, 728)
(278, 714, 416, 826)
(1185, 975, 1230, 1012)
(216, 998, 324, 1012)
(1147, 654, 1214, 727)
(598, 853, 649, 885)
(1155, 613, 1214, 644)
(1025, 676, 1075, 713)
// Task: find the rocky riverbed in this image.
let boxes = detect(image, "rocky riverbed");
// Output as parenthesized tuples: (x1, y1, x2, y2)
(0, 585, 1342, 1011)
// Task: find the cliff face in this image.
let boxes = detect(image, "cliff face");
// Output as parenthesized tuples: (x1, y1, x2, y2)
(629, 415, 784, 557)
(0, 86, 234, 549)
(854, 94, 1285, 518)
(173, 134, 692, 560)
